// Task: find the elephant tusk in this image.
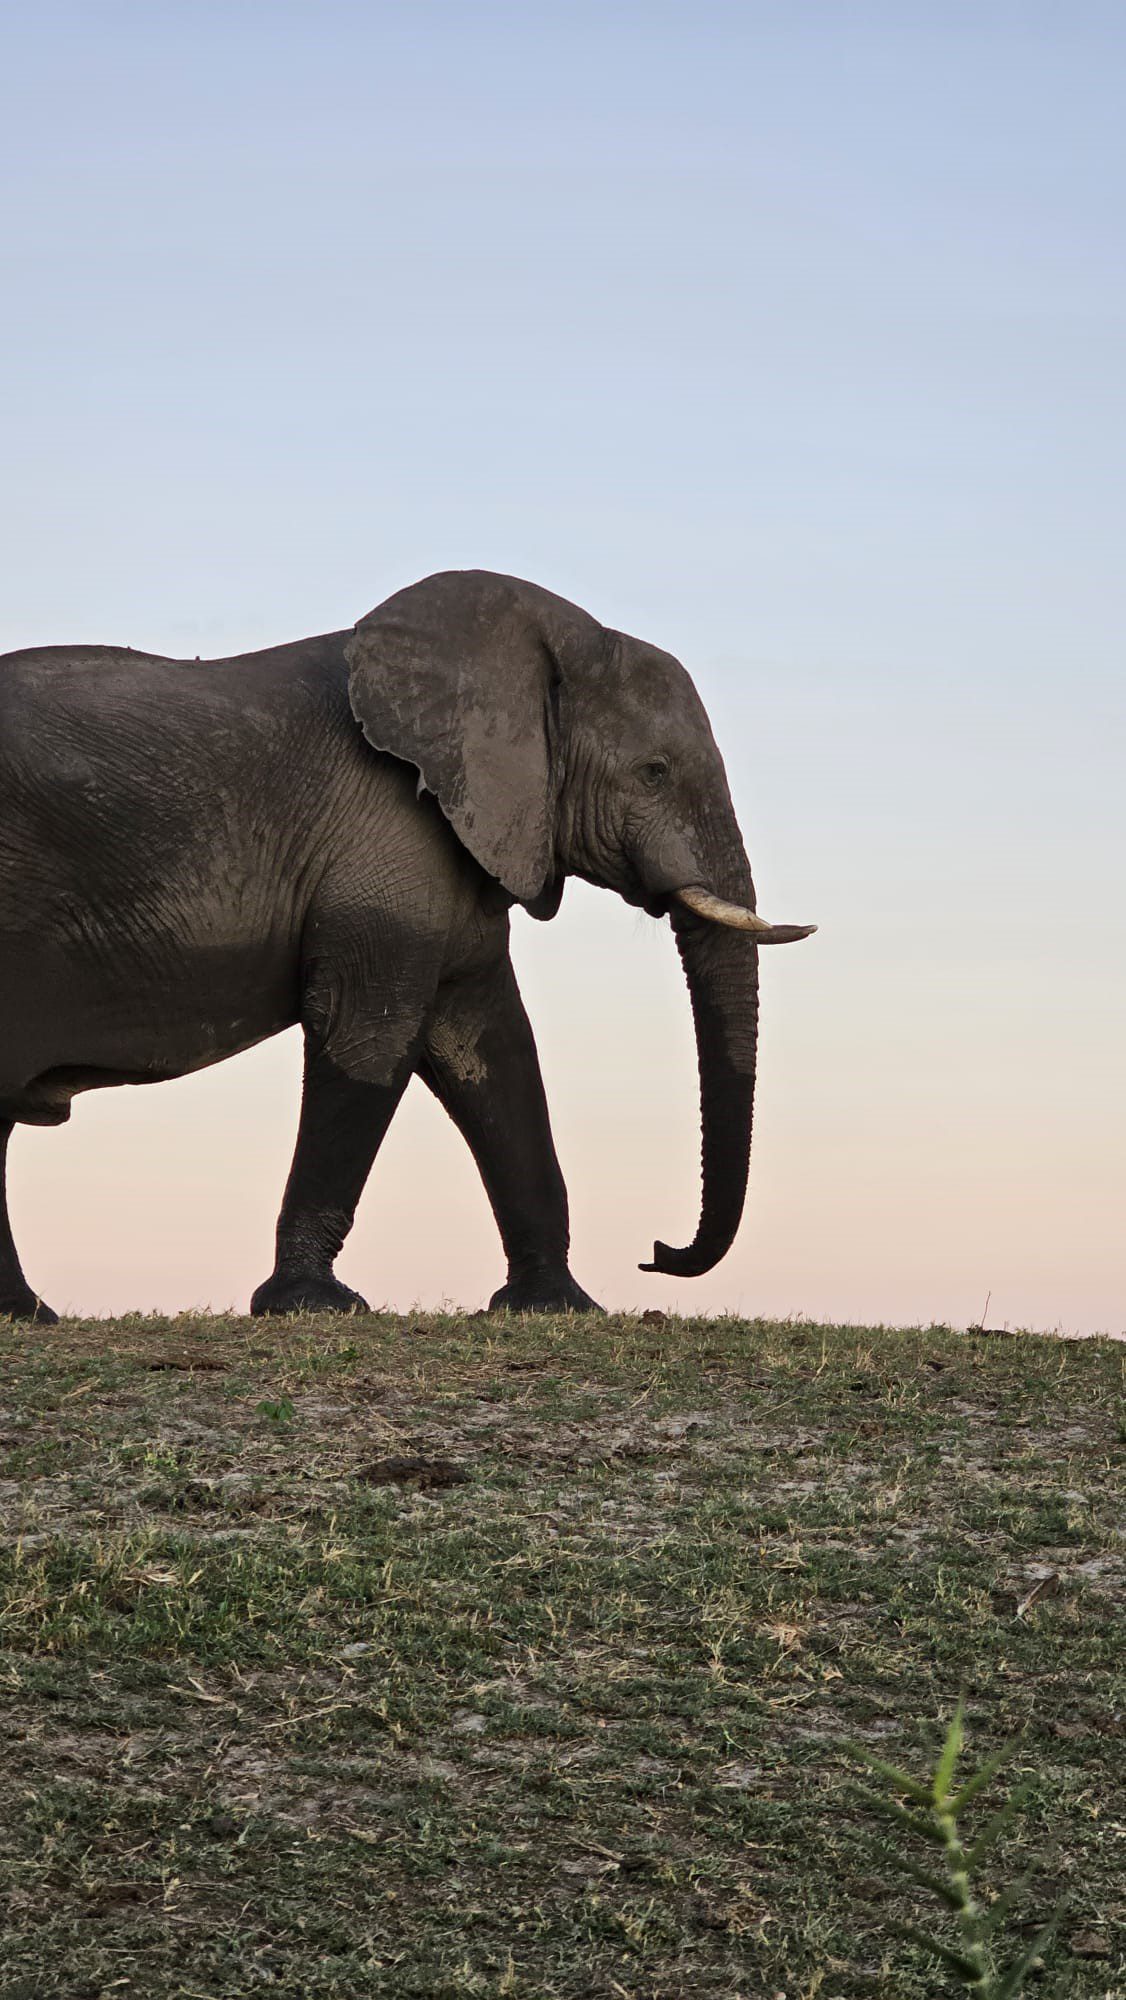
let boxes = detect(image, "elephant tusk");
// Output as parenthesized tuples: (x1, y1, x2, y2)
(675, 886, 817, 944)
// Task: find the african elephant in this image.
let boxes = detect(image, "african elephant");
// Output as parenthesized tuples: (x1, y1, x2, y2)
(0, 570, 813, 1322)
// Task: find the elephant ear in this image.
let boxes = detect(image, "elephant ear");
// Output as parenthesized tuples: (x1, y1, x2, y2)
(345, 570, 595, 903)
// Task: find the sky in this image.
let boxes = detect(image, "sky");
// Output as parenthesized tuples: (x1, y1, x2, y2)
(1, 2, 1123, 1333)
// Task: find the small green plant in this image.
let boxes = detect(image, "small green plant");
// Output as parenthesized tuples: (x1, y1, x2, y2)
(851, 1702, 1064, 1996)
(255, 1395, 295, 1426)
(141, 1443, 185, 1474)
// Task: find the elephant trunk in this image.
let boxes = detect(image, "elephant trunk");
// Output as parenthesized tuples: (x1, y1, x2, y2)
(641, 839, 761, 1279)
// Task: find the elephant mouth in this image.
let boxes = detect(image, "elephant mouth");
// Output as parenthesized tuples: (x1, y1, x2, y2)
(600, 873, 674, 923)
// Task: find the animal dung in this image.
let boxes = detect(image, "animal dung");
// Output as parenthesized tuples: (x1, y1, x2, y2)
(355, 1455, 469, 1490)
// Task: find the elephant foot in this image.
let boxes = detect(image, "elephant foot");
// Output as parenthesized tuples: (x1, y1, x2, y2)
(250, 1272, 369, 1317)
(488, 1270, 604, 1315)
(0, 1287, 59, 1325)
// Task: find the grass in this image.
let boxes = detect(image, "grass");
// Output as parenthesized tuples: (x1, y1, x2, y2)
(850, 1700, 1066, 1996)
(0, 1310, 1122, 1998)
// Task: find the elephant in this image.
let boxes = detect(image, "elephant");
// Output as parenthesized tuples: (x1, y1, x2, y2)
(0, 569, 814, 1323)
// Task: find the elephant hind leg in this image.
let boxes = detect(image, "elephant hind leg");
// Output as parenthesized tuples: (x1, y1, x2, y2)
(0, 1122, 58, 1324)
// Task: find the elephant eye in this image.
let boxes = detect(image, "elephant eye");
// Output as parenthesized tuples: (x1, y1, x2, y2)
(638, 757, 670, 789)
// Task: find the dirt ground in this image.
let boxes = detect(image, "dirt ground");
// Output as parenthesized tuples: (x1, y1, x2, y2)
(0, 1311, 1122, 1997)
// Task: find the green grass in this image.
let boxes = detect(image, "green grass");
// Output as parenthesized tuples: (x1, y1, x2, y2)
(0, 1312, 1122, 1997)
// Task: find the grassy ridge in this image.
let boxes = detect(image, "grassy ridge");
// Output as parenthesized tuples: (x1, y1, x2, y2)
(0, 1312, 1122, 1997)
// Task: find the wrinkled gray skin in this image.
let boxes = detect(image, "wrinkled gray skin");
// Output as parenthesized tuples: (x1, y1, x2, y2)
(0, 570, 803, 1323)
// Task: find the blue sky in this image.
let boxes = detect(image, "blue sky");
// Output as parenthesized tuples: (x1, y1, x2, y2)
(2, 4, 1123, 1329)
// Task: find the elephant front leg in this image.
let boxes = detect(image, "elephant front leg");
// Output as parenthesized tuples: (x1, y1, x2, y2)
(0, 1121, 58, 1324)
(251, 1039, 416, 1317)
(420, 958, 602, 1314)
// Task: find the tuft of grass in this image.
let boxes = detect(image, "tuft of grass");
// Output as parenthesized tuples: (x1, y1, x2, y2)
(256, 1393, 297, 1426)
(852, 1700, 1066, 1995)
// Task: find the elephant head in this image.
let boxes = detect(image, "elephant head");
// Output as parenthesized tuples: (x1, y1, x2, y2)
(345, 570, 814, 1278)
